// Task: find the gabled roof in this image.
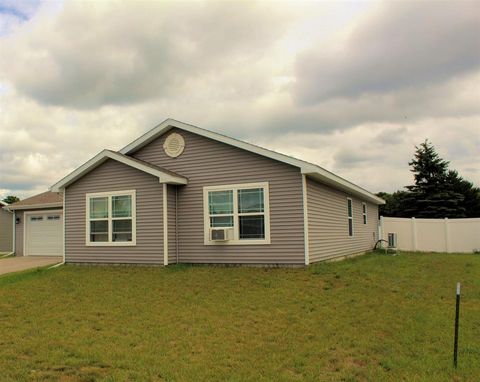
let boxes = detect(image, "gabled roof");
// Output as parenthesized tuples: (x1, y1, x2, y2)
(120, 118, 385, 205)
(0, 201, 8, 207)
(5, 191, 63, 210)
(50, 149, 187, 192)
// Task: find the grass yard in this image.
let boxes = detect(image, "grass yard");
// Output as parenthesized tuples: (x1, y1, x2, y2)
(0, 252, 479, 381)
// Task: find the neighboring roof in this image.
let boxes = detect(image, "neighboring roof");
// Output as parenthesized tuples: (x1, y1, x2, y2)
(6, 191, 63, 210)
(50, 149, 188, 192)
(120, 118, 385, 205)
(0, 201, 8, 206)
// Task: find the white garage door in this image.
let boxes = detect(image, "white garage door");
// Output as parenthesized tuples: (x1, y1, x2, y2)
(25, 211, 63, 256)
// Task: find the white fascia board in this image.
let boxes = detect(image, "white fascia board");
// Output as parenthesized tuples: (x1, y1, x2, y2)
(50, 149, 112, 192)
(119, 118, 383, 204)
(50, 149, 187, 192)
(119, 119, 317, 170)
(106, 151, 187, 185)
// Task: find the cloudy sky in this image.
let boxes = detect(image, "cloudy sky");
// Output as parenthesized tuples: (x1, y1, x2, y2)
(0, 0, 479, 199)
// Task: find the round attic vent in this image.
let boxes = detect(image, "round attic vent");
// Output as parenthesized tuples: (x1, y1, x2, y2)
(163, 132, 185, 158)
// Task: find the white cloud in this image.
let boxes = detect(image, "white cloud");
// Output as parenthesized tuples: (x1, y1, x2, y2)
(0, 0, 478, 200)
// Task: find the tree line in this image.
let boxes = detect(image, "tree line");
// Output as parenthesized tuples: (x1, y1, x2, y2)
(2, 140, 479, 219)
(2, 195, 20, 204)
(377, 140, 480, 218)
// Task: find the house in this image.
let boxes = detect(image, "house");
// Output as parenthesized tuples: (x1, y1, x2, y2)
(7, 119, 384, 265)
(0, 201, 14, 253)
(4, 192, 63, 257)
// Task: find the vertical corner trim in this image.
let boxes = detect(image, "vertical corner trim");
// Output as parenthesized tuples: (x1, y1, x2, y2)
(163, 183, 168, 266)
(302, 174, 310, 265)
(63, 188, 66, 263)
(12, 211, 16, 254)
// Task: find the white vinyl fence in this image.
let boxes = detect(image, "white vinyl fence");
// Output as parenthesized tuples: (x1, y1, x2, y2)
(379, 217, 480, 253)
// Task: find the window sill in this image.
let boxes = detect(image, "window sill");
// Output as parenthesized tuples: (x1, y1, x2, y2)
(204, 239, 271, 246)
(86, 242, 137, 247)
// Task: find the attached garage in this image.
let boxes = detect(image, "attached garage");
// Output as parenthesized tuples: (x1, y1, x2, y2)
(24, 210, 63, 256)
(5, 191, 64, 257)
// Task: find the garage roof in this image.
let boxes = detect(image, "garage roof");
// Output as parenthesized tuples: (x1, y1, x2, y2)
(5, 191, 63, 210)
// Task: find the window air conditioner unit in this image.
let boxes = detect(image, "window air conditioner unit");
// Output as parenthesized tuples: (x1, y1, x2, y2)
(388, 232, 397, 248)
(210, 228, 234, 241)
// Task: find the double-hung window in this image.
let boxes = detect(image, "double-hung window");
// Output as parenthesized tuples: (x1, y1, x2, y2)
(204, 182, 270, 244)
(86, 190, 136, 246)
(347, 198, 354, 237)
(362, 203, 367, 225)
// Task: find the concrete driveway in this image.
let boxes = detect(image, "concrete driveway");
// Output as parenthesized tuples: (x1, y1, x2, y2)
(0, 256, 63, 276)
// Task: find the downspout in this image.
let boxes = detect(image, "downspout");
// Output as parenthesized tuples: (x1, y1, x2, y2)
(49, 188, 65, 268)
(175, 186, 179, 264)
(12, 210, 15, 254)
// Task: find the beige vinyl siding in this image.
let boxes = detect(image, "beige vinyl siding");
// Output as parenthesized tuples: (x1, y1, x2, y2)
(0, 209, 13, 252)
(15, 211, 24, 256)
(167, 184, 177, 264)
(307, 177, 378, 262)
(65, 159, 164, 264)
(133, 128, 305, 264)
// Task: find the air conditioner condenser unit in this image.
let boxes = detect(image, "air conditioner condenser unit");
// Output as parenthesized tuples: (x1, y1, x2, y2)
(388, 232, 397, 248)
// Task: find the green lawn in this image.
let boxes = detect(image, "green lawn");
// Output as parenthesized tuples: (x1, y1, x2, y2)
(0, 252, 479, 381)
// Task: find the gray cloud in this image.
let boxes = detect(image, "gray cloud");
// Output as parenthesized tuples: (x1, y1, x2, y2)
(0, 1, 478, 199)
(295, 1, 480, 104)
(224, 70, 480, 139)
(376, 126, 407, 146)
(1, 1, 287, 108)
(333, 148, 380, 168)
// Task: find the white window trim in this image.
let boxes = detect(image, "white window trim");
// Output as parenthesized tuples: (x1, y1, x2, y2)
(203, 182, 271, 245)
(86, 190, 136, 246)
(347, 197, 354, 237)
(362, 202, 367, 225)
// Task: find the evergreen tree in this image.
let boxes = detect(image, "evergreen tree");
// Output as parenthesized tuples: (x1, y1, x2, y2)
(405, 140, 464, 218)
(377, 191, 410, 217)
(378, 140, 478, 218)
(446, 170, 480, 218)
